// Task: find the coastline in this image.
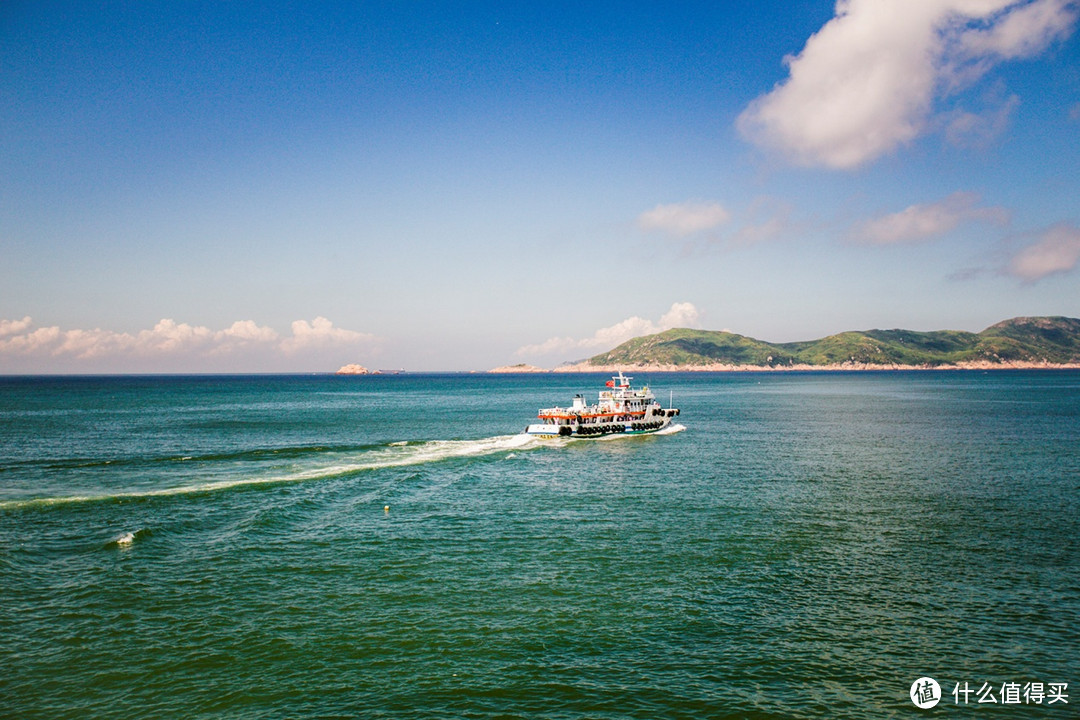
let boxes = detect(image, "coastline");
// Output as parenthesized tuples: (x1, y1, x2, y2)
(491, 360, 1080, 373)
(490, 317, 1080, 375)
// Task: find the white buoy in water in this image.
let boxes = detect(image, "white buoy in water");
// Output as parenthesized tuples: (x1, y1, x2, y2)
(384, 505, 390, 513)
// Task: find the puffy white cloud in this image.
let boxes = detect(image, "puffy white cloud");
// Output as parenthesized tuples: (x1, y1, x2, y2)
(586, 316, 667, 350)
(1007, 223, 1080, 280)
(0, 316, 33, 337)
(637, 202, 731, 237)
(659, 301, 701, 329)
(219, 320, 280, 342)
(738, 0, 1079, 169)
(0, 325, 61, 355)
(516, 302, 702, 360)
(203, 320, 281, 356)
(55, 327, 136, 359)
(137, 319, 215, 354)
(851, 191, 1010, 244)
(279, 316, 376, 353)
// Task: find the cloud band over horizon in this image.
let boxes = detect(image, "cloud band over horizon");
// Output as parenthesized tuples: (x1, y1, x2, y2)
(0, 316, 378, 372)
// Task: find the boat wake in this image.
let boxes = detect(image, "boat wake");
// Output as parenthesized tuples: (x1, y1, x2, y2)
(0, 433, 544, 510)
(655, 423, 687, 435)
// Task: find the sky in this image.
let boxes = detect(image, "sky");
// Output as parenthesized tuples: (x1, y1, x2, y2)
(2, 0, 1079, 373)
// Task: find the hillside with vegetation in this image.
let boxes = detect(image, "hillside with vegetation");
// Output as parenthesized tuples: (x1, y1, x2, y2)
(575, 317, 1080, 370)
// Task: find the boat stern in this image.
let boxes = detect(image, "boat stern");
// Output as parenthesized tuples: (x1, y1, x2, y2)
(526, 423, 568, 437)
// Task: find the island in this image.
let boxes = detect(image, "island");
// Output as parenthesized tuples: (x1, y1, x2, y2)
(497, 316, 1080, 372)
(335, 364, 378, 375)
(489, 363, 549, 373)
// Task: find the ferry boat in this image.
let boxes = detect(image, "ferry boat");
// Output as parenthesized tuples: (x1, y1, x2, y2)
(525, 372, 680, 438)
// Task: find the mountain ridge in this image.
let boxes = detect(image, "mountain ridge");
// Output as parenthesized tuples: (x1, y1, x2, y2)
(501, 317, 1080, 372)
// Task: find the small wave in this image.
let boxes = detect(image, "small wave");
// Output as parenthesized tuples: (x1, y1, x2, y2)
(655, 423, 687, 435)
(106, 528, 148, 548)
(0, 433, 545, 510)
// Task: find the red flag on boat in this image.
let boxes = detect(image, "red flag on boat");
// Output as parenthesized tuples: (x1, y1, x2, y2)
(606, 380, 615, 387)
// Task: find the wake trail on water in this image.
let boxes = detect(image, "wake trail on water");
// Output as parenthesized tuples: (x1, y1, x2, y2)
(0, 433, 544, 510)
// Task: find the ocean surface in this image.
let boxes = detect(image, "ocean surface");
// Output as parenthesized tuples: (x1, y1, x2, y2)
(1, 371, 1077, 718)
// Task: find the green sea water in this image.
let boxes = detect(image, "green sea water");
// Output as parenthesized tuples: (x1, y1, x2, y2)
(1, 371, 1077, 718)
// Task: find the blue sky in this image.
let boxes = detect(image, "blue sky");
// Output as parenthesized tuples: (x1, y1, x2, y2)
(2, 0, 1079, 372)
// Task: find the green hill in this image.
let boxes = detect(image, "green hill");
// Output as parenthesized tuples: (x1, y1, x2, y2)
(587, 328, 792, 367)
(581, 317, 1080, 368)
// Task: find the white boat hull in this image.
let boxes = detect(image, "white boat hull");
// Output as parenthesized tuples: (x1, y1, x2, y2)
(525, 410, 679, 438)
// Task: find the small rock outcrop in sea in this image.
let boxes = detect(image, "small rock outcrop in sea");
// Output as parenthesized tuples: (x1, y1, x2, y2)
(336, 364, 374, 375)
(489, 363, 549, 373)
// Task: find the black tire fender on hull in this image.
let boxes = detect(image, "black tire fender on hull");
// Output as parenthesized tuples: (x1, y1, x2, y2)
(569, 419, 670, 437)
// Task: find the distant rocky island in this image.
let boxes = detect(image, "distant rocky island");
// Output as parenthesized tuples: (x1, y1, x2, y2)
(335, 364, 378, 375)
(497, 317, 1080, 372)
(489, 363, 548, 373)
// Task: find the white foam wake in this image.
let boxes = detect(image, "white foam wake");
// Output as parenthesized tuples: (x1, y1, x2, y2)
(0, 434, 544, 510)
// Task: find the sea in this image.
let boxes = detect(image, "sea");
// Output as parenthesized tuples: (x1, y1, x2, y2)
(1, 371, 1077, 719)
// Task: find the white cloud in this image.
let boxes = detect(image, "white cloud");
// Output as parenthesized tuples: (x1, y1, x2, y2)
(208, 320, 282, 356)
(137, 319, 216, 354)
(958, 0, 1078, 59)
(659, 301, 701, 329)
(1007, 223, 1080, 280)
(637, 202, 731, 236)
(851, 191, 1010, 244)
(279, 316, 376, 353)
(0, 316, 33, 337)
(219, 320, 280, 343)
(0, 316, 377, 367)
(516, 302, 702, 360)
(738, 0, 1079, 169)
(639, 197, 794, 253)
(0, 325, 62, 355)
(55, 327, 137, 359)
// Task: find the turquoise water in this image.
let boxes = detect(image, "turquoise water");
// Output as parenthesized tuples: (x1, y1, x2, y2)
(1, 371, 1078, 718)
